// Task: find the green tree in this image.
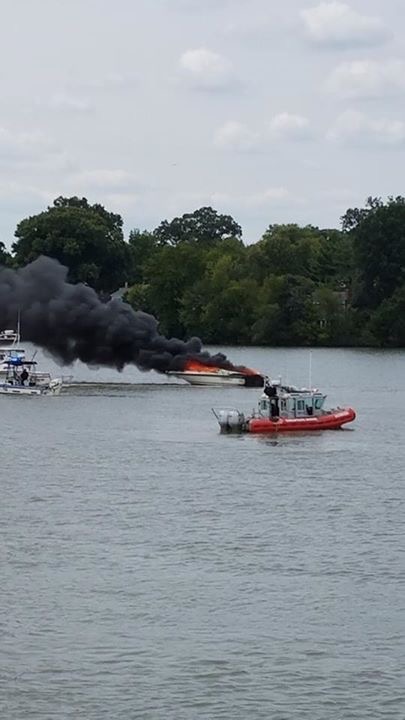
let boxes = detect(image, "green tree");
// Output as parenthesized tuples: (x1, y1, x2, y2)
(197, 278, 260, 344)
(248, 224, 323, 282)
(127, 228, 158, 284)
(12, 196, 129, 293)
(317, 229, 354, 286)
(142, 243, 206, 336)
(179, 238, 248, 340)
(124, 283, 153, 314)
(341, 196, 405, 308)
(153, 206, 242, 246)
(0, 242, 11, 266)
(274, 275, 318, 345)
(368, 283, 405, 346)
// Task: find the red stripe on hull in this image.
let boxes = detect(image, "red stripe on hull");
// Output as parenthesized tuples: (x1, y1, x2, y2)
(248, 408, 356, 433)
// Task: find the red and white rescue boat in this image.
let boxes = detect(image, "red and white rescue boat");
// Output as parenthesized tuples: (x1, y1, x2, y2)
(213, 378, 356, 433)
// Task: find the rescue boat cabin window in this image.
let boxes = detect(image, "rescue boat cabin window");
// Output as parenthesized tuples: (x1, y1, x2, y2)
(259, 398, 270, 414)
(314, 396, 324, 410)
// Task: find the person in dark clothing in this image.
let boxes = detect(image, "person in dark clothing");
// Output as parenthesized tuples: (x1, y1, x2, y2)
(264, 378, 277, 398)
(264, 378, 280, 418)
(20, 368, 29, 385)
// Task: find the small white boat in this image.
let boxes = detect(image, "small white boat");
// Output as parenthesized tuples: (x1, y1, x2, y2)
(167, 369, 247, 386)
(0, 329, 19, 345)
(0, 319, 28, 379)
(0, 358, 64, 396)
(0, 347, 26, 375)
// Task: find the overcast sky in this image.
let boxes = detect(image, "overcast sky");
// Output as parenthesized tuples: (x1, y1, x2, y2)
(1, 0, 404, 246)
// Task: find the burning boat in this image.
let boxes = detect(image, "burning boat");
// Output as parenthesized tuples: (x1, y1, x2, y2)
(166, 360, 264, 387)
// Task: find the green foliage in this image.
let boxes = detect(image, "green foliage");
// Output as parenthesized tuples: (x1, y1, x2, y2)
(126, 216, 358, 346)
(153, 206, 242, 246)
(124, 283, 153, 314)
(248, 224, 321, 281)
(0, 242, 12, 267)
(13, 196, 129, 293)
(9, 194, 405, 346)
(141, 243, 206, 337)
(127, 229, 158, 284)
(368, 284, 405, 346)
(342, 196, 405, 308)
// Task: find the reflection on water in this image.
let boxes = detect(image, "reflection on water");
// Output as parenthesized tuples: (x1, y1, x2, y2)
(1, 347, 404, 719)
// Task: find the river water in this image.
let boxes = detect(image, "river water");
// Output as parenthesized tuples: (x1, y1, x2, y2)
(1, 346, 404, 719)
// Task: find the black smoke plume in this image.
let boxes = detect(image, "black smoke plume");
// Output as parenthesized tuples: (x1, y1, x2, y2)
(0, 257, 262, 382)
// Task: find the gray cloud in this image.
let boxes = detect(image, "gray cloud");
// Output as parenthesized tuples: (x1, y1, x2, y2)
(0, 0, 403, 247)
(327, 110, 405, 146)
(301, 2, 391, 48)
(178, 48, 236, 90)
(327, 59, 405, 99)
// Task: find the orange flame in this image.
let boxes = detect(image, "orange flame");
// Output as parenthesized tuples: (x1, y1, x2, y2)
(184, 360, 223, 373)
(184, 359, 261, 377)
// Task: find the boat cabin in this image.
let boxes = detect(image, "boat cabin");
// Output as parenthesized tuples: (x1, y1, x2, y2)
(259, 382, 327, 419)
(0, 329, 18, 344)
(0, 348, 25, 364)
(3, 358, 40, 387)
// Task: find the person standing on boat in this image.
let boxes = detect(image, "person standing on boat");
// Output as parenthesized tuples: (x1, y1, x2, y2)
(263, 377, 276, 397)
(20, 367, 29, 385)
(264, 377, 280, 418)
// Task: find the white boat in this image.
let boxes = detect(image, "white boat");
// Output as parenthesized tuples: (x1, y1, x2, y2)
(0, 358, 64, 396)
(167, 369, 247, 386)
(0, 319, 27, 379)
(0, 347, 26, 374)
(0, 329, 19, 345)
(0, 325, 66, 386)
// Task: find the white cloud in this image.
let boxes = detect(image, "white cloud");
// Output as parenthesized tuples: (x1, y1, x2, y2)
(327, 59, 405, 99)
(76, 72, 137, 92)
(0, 179, 51, 201)
(179, 47, 234, 89)
(245, 187, 289, 207)
(104, 192, 145, 214)
(165, 186, 290, 223)
(268, 113, 312, 140)
(301, 2, 390, 47)
(49, 91, 92, 112)
(0, 126, 70, 170)
(167, 0, 238, 11)
(0, 127, 52, 160)
(70, 169, 144, 193)
(224, 15, 273, 40)
(214, 121, 259, 151)
(327, 110, 405, 146)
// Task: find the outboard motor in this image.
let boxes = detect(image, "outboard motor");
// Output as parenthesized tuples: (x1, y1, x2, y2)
(216, 409, 246, 432)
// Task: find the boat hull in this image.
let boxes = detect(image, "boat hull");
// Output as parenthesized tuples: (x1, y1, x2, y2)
(0, 379, 63, 396)
(248, 408, 356, 433)
(167, 371, 246, 386)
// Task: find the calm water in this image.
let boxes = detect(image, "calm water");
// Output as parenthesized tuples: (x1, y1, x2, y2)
(1, 347, 404, 719)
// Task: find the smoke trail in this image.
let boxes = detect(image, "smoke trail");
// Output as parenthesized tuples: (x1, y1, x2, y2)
(0, 256, 256, 375)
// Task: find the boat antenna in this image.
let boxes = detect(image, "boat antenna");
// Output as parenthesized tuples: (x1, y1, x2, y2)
(16, 309, 21, 344)
(308, 350, 312, 391)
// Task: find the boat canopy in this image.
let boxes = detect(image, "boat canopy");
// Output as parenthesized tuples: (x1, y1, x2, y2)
(4, 358, 37, 366)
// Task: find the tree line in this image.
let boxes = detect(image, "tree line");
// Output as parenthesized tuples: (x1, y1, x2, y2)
(2, 195, 405, 347)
